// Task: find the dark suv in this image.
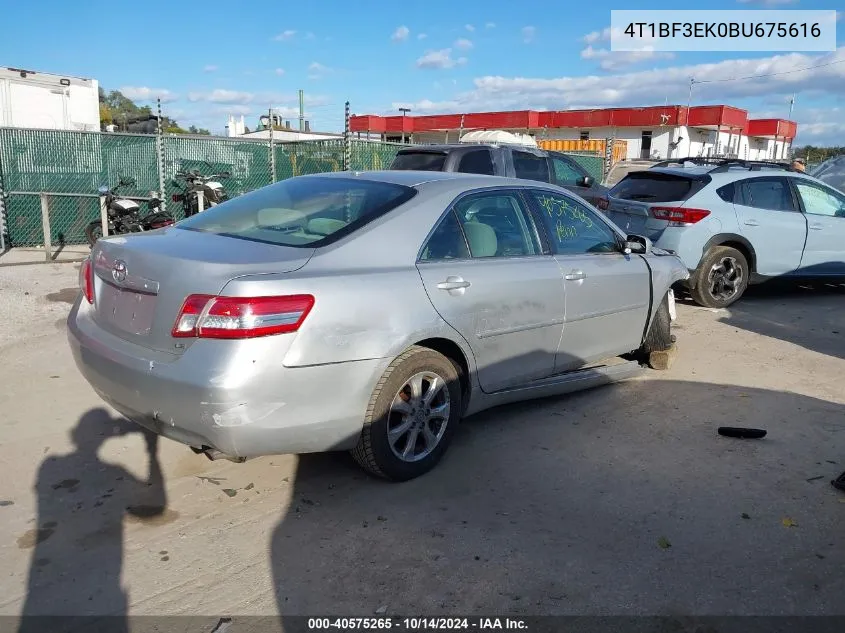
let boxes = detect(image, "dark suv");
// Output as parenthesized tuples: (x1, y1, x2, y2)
(389, 143, 610, 208)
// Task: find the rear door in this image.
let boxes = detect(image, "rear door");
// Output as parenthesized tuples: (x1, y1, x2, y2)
(606, 171, 705, 240)
(792, 178, 845, 275)
(416, 188, 565, 393)
(726, 176, 806, 275)
(525, 188, 651, 371)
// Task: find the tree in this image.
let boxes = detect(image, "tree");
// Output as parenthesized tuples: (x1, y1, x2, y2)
(98, 87, 210, 135)
(792, 145, 845, 164)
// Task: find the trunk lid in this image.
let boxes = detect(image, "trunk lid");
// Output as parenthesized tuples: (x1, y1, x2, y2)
(606, 170, 708, 240)
(90, 227, 314, 355)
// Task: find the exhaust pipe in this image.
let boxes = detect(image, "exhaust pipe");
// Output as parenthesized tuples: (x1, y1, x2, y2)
(190, 445, 246, 463)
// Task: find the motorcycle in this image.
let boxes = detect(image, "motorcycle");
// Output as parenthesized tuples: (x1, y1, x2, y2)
(84, 177, 175, 247)
(171, 166, 231, 218)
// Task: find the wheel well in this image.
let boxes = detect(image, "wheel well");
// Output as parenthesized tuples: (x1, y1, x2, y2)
(415, 337, 471, 408)
(715, 240, 756, 272)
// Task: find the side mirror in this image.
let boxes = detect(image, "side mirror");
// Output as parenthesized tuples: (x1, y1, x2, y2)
(576, 175, 594, 188)
(97, 185, 109, 195)
(623, 234, 651, 255)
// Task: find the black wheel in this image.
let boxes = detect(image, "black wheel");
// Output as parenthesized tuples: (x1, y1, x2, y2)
(84, 221, 103, 247)
(352, 346, 462, 481)
(690, 246, 749, 308)
(640, 292, 673, 354)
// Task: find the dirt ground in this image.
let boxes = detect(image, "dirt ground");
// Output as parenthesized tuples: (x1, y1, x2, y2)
(0, 261, 843, 620)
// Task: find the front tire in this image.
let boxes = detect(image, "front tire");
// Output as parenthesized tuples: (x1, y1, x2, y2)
(640, 292, 673, 354)
(690, 246, 749, 308)
(352, 346, 462, 481)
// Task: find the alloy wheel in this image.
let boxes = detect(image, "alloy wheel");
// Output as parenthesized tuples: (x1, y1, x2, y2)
(387, 371, 451, 462)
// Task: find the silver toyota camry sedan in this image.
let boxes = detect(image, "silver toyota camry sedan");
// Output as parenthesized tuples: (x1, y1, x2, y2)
(68, 170, 688, 481)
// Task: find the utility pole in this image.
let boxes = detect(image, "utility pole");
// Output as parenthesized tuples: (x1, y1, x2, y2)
(399, 107, 411, 144)
(686, 77, 694, 116)
(298, 90, 305, 132)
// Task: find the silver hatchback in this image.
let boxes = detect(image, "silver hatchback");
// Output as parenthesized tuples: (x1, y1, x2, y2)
(68, 171, 687, 481)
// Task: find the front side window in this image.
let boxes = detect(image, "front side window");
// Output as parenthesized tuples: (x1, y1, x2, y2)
(795, 180, 845, 218)
(550, 155, 586, 187)
(734, 177, 796, 212)
(177, 176, 415, 247)
(512, 151, 551, 183)
(528, 189, 619, 256)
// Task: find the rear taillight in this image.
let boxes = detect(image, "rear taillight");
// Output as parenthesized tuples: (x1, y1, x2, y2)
(597, 197, 609, 210)
(650, 206, 710, 226)
(171, 294, 315, 339)
(79, 258, 94, 304)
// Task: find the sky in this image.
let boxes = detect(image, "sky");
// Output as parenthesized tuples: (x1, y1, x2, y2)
(1, 0, 844, 144)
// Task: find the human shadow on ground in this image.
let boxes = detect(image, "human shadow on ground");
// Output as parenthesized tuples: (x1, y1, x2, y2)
(18, 408, 167, 633)
(270, 377, 845, 619)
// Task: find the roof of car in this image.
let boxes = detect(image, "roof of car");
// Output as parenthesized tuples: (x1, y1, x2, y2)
(396, 143, 548, 155)
(303, 168, 535, 189)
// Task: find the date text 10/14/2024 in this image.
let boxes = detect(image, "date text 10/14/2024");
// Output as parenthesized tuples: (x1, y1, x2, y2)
(307, 617, 529, 630)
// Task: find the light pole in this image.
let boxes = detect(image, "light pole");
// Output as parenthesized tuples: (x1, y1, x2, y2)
(399, 107, 411, 143)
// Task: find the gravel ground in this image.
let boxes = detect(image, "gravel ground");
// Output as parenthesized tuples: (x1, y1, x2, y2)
(0, 261, 843, 619)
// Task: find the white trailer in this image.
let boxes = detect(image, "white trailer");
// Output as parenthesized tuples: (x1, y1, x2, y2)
(0, 66, 99, 131)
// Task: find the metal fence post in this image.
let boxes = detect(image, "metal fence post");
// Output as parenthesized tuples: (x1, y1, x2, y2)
(40, 194, 52, 262)
(0, 178, 6, 253)
(603, 137, 614, 182)
(156, 98, 166, 199)
(99, 195, 109, 237)
(269, 108, 276, 183)
(343, 101, 351, 171)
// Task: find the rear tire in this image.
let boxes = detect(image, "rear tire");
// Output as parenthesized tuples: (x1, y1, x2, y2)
(352, 346, 462, 482)
(690, 246, 749, 308)
(84, 221, 103, 247)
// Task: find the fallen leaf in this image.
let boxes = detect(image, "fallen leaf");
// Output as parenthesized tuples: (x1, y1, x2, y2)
(244, 483, 255, 491)
(782, 517, 798, 528)
(741, 513, 750, 520)
(657, 536, 672, 549)
(222, 489, 238, 498)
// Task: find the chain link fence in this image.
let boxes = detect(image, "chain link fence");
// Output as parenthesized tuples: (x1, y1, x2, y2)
(0, 127, 603, 248)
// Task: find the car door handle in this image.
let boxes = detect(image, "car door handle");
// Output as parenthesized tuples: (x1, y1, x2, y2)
(437, 277, 471, 290)
(564, 270, 586, 281)
(744, 220, 760, 227)
(809, 223, 824, 231)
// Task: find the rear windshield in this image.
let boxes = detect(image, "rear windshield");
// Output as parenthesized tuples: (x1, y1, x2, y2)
(391, 151, 448, 171)
(610, 172, 702, 203)
(177, 176, 416, 247)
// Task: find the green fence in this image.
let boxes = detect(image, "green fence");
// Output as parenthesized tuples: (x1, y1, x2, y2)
(0, 128, 412, 247)
(0, 127, 603, 248)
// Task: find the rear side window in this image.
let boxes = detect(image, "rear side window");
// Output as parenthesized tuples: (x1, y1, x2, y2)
(391, 152, 447, 171)
(177, 176, 416, 248)
(512, 151, 551, 182)
(456, 149, 495, 175)
(610, 173, 699, 202)
(716, 183, 734, 202)
(734, 177, 796, 212)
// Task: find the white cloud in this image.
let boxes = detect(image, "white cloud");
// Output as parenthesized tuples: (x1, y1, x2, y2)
(581, 45, 675, 70)
(120, 86, 176, 103)
(188, 89, 254, 104)
(275, 68, 285, 76)
(398, 48, 845, 118)
(521, 26, 536, 43)
(737, 0, 799, 6)
(274, 30, 296, 41)
(486, 22, 496, 29)
(416, 49, 468, 70)
(390, 98, 461, 113)
(203, 65, 218, 72)
(307, 62, 333, 80)
(418, 33, 428, 40)
(391, 25, 410, 42)
(583, 26, 615, 43)
(454, 38, 473, 50)
(465, 24, 475, 32)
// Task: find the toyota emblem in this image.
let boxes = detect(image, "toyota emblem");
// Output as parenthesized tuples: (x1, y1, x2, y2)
(112, 260, 127, 283)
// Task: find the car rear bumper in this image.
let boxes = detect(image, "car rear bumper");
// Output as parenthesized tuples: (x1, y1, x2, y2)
(67, 299, 390, 458)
